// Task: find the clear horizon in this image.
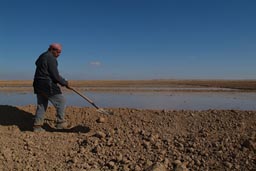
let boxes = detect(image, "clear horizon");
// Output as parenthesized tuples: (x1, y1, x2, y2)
(1, 0, 256, 80)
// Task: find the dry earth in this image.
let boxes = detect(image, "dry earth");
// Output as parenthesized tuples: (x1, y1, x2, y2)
(0, 105, 255, 171)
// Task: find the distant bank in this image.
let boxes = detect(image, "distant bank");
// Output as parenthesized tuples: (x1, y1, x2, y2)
(0, 79, 256, 92)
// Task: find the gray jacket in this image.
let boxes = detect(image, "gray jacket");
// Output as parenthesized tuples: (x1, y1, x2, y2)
(33, 51, 68, 96)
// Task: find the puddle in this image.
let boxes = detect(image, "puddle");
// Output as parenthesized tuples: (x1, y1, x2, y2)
(1, 91, 256, 110)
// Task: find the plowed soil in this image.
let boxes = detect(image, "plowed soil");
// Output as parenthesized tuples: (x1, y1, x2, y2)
(0, 105, 255, 171)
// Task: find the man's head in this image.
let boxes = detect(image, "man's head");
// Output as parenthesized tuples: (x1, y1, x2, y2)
(49, 43, 62, 57)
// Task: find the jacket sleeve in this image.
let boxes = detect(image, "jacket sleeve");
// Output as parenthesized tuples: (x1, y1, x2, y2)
(47, 56, 68, 86)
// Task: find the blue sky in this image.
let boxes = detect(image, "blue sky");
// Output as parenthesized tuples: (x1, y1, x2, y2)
(0, 0, 255, 80)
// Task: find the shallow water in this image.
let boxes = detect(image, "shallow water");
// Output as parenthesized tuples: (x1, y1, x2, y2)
(1, 91, 256, 110)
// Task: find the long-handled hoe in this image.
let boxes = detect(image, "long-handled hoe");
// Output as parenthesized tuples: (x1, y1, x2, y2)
(68, 86, 113, 115)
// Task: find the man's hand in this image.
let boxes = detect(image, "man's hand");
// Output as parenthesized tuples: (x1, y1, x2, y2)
(66, 82, 71, 89)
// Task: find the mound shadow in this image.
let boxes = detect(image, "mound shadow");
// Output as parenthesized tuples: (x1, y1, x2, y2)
(0, 105, 34, 131)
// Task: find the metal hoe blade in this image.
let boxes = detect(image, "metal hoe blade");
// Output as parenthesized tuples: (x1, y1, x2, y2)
(97, 108, 113, 115)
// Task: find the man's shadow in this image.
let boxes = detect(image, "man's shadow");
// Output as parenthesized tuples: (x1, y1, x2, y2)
(43, 123, 90, 133)
(0, 105, 90, 133)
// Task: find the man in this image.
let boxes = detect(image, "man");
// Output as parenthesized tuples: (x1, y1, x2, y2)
(33, 43, 70, 132)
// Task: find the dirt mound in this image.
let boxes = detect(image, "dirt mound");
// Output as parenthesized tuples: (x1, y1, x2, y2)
(0, 105, 255, 170)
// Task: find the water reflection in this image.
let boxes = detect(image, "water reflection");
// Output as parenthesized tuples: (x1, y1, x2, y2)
(0, 91, 256, 110)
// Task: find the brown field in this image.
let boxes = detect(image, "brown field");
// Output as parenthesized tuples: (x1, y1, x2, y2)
(0, 105, 255, 170)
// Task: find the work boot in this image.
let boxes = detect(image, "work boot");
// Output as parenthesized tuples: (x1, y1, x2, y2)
(33, 125, 45, 132)
(56, 121, 68, 129)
